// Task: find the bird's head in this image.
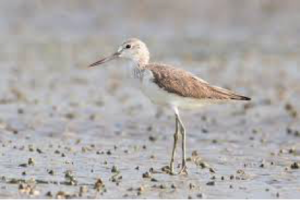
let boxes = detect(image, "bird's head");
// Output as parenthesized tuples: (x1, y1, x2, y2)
(89, 38, 150, 67)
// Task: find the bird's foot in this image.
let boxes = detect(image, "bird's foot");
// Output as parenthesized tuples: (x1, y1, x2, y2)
(164, 165, 188, 175)
(178, 165, 188, 175)
(161, 165, 177, 175)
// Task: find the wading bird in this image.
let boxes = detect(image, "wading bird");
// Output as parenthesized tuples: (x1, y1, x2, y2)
(89, 38, 250, 175)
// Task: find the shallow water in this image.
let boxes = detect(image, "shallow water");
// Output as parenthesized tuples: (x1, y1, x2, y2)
(0, 1, 299, 199)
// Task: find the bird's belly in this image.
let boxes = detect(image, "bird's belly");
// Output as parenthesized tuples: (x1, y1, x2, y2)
(141, 82, 171, 105)
(140, 80, 208, 109)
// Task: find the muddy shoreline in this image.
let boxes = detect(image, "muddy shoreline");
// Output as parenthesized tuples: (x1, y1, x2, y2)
(0, 1, 300, 198)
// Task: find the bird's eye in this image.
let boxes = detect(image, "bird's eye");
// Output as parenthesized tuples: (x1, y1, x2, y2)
(125, 44, 131, 49)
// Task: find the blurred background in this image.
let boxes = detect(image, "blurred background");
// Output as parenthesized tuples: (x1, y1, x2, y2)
(0, 1, 299, 198)
(0, 0, 299, 118)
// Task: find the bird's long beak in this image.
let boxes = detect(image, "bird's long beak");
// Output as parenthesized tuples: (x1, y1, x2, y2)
(88, 52, 120, 68)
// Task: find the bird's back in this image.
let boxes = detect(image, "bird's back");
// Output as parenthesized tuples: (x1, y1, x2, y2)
(145, 63, 250, 101)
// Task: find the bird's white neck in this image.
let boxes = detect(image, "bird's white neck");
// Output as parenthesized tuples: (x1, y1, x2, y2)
(126, 61, 145, 81)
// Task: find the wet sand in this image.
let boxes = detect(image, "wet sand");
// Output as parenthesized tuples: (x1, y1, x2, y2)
(0, 1, 300, 198)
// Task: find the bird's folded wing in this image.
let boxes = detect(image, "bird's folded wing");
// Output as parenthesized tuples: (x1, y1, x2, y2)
(146, 63, 250, 101)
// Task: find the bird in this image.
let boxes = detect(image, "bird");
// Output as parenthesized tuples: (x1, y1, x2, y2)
(88, 38, 251, 175)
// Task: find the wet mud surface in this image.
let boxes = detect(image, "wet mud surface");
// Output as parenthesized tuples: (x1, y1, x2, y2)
(0, 1, 300, 198)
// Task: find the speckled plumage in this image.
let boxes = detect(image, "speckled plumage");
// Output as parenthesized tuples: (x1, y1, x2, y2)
(145, 63, 250, 101)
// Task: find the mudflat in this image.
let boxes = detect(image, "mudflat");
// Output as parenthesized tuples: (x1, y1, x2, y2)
(0, 1, 299, 198)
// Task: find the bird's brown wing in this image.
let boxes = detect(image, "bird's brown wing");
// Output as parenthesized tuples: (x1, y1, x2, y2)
(146, 63, 250, 101)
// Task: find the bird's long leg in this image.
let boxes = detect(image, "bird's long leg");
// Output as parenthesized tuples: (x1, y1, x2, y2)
(176, 112, 188, 174)
(169, 115, 180, 175)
